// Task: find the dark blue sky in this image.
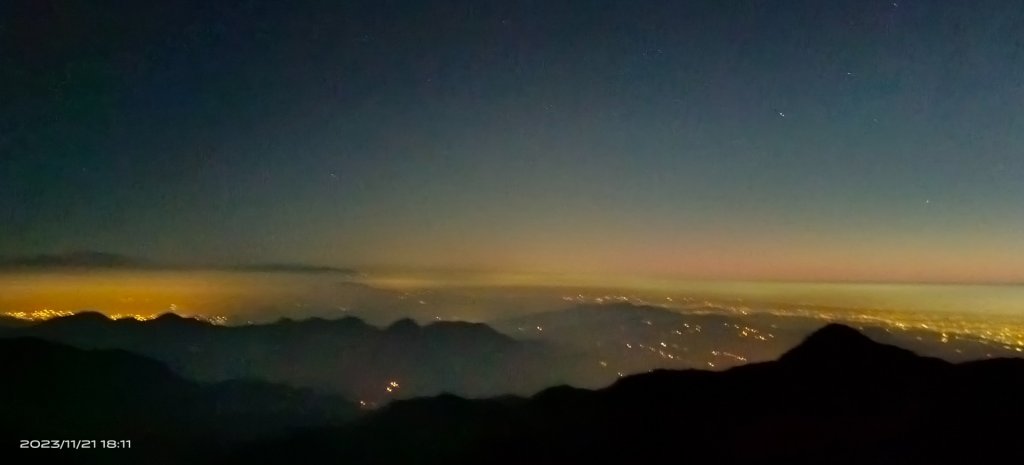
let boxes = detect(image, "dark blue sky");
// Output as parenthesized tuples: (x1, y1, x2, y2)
(2, 0, 1023, 282)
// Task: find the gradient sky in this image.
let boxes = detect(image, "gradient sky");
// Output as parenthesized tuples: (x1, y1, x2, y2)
(2, 0, 1023, 283)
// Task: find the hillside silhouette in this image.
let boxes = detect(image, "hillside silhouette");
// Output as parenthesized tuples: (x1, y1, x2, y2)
(4, 304, 1016, 406)
(0, 338, 355, 465)
(4, 324, 1024, 464)
(224, 323, 1024, 465)
(0, 313, 589, 401)
(0, 315, 32, 328)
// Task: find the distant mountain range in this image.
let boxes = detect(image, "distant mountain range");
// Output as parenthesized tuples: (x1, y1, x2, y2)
(4, 303, 1016, 404)
(0, 312, 593, 401)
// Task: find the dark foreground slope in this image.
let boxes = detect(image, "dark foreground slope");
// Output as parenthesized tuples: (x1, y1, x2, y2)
(4, 324, 1022, 465)
(227, 323, 1024, 465)
(0, 338, 355, 465)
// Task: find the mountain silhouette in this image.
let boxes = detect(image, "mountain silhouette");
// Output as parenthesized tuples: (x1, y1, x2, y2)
(222, 323, 1024, 465)
(4, 323, 1023, 464)
(0, 315, 32, 328)
(0, 313, 577, 401)
(0, 337, 356, 465)
(777, 322, 946, 373)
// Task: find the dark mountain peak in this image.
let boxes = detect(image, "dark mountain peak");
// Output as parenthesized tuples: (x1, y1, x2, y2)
(152, 312, 208, 327)
(801, 322, 874, 346)
(425, 320, 505, 335)
(779, 323, 944, 371)
(326, 316, 372, 330)
(531, 384, 592, 405)
(154, 312, 188, 321)
(274, 315, 372, 332)
(416, 321, 517, 346)
(387, 318, 420, 332)
(337, 315, 367, 325)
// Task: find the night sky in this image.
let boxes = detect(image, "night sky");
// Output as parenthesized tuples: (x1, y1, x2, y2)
(3, 0, 1023, 283)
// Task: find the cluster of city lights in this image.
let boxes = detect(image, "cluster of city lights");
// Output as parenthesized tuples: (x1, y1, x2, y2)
(2, 308, 76, 321)
(562, 293, 1024, 350)
(2, 308, 229, 325)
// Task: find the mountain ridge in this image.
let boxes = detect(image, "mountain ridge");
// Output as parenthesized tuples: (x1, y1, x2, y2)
(226, 323, 1024, 465)
(0, 312, 569, 401)
(4, 323, 1023, 464)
